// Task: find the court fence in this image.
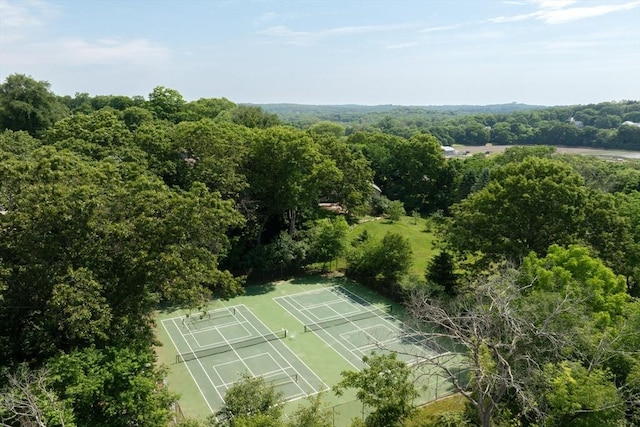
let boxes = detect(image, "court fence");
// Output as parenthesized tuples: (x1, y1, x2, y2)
(329, 368, 469, 426)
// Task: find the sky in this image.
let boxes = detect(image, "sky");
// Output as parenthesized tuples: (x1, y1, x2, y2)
(1, 0, 639, 106)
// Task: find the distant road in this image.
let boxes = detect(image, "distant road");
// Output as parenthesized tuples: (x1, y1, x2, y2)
(454, 145, 640, 160)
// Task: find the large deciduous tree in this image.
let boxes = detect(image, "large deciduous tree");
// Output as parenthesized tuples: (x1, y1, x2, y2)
(333, 352, 418, 427)
(0, 74, 68, 136)
(407, 247, 635, 427)
(0, 143, 244, 363)
(169, 119, 251, 198)
(213, 374, 283, 427)
(446, 157, 588, 264)
(245, 126, 340, 239)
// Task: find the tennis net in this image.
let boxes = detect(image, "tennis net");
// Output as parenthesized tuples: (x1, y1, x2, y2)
(264, 369, 299, 387)
(304, 307, 387, 332)
(176, 329, 286, 363)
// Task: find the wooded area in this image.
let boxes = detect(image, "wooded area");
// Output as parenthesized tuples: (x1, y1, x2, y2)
(0, 74, 639, 426)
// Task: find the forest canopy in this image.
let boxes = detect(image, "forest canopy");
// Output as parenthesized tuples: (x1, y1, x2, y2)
(0, 74, 638, 427)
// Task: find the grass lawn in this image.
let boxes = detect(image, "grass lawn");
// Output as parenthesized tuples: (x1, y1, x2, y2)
(347, 215, 439, 282)
(405, 394, 467, 426)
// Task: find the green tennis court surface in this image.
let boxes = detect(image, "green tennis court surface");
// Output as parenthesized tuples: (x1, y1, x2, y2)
(274, 286, 446, 369)
(158, 278, 456, 421)
(161, 304, 328, 413)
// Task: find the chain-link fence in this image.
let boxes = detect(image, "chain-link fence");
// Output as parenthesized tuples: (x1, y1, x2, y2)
(329, 367, 470, 426)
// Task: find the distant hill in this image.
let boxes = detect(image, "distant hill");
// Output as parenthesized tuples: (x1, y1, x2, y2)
(251, 103, 547, 128)
(255, 102, 546, 116)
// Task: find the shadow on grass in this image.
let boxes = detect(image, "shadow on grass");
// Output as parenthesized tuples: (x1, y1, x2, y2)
(289, 275, 347, 286)
(244, 282, 277, 296)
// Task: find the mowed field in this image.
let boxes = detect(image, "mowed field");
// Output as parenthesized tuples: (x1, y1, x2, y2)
(347, 215, 438, 281)
(455, 144, 640, 159)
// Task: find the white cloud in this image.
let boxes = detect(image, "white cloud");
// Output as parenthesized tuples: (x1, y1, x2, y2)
(55, 38, 170, 66)
(538, 1, 640, 24)
(0, 0, 58, 43)
(386, 41, 418, 49)
(0, 1, 170, 71)
(257, 23, 411, 46)
(530, 0, 578, 10)
(420, 24, 463, 33)
(490, 0, 640, 25)
(5, 37, 170, 69)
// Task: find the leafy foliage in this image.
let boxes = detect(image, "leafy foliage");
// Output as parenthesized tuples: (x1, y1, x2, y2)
(213, 374, 283, 427)
(346, 231, 412, 297)
(334, 352, 418, 427)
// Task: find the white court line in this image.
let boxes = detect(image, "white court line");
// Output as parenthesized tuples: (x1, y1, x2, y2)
(276, 290, 360, 320)
(192, 321, 253, 348)
(278, 287, 420, 368)
(183, 317, 239, 336)
(232, 306, 308, 398)
(341, 324, 397, 351)
(321, 299, 383, 357)
(162, 317, 223, 411)
(330, 287, 444, 358)
(273, 296, 362, 371)
(169, 305, 237, 324)
(233, 303, 330, 397)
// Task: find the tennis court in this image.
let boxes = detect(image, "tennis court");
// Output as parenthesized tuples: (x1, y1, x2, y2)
(161, 304, 328, 413)
(274, 286, 447, 369)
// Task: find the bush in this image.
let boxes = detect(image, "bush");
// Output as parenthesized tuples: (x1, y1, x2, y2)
(346, 231, 412, 300)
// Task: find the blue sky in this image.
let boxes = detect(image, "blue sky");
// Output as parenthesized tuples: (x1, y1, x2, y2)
(1, 0, 639, 105)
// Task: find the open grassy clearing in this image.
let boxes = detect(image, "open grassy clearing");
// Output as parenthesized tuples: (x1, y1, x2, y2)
(405, 394, 467, 426)
(347, 215, 439, 282)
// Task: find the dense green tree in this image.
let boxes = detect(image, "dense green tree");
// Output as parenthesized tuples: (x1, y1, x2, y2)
(616, 122, 640, 150)
(539, 361, 624, 427)
(386, 133, 448, 213)
(147, 86, 186, 122)
(615, 191, 640, 295)
(183, 97, 236, 121)
(49, 347, 176, 427)
(385, 200, 405, 222)
(334, 352, 418, 427)
(230, 105, 281, 129)
(285, 394, 332, 427)
(493, 145, 556, 166)
(307, 121, 346, 138)
(248, 230, 308, 278)
(0, 74, 68, 136)
(425, 251, 459, 297)
(313, 133, 373, 213)
(245, 126, 339, 239)
(213, 374, 283, 427)
(519, 245, 629, 326)
(307, 216, 349, 269)
(347, 232, 412, 296)
(45, 108, 132, 146)
(446, 157, 588, 263)
(0, 145, 243, 363)
(169, 119, 251, 197)
(122, 105, 155, 130)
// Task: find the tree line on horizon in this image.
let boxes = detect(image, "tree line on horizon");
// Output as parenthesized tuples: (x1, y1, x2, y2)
(0, 73, 639, 426)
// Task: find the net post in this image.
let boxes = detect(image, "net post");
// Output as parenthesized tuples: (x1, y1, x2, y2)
(283, 329, 287, 338)
(304, 325, 308, 333)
